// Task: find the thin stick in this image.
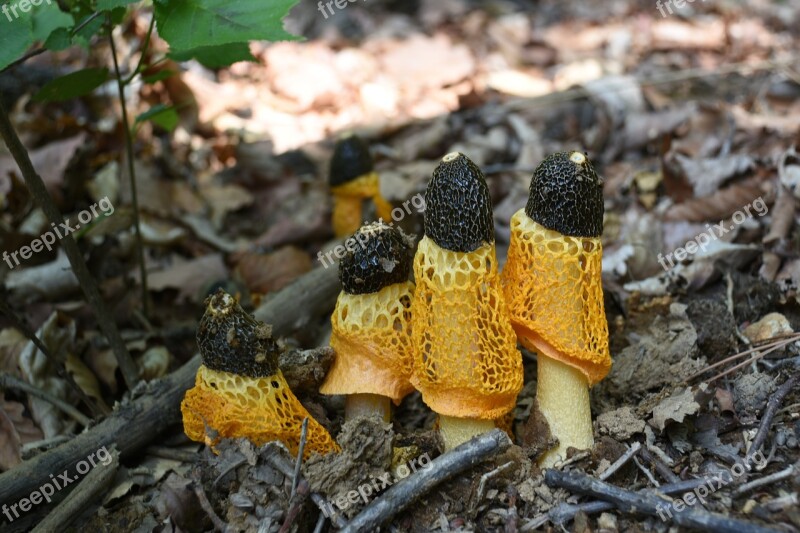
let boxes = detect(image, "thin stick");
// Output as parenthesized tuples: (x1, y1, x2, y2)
(746, 374, 799, 463)
(733, 465, 795, 497)
(638, 446, 679, 484)
(342, 429, 512, 533)
(108, 20, 149, 319)
(687, 333, 800, 381)
(312, 513, 326, 533)
(0, 372, 91, 427)
(0, 102, 140, 390)
(544, 469, 778, 533)
(633, 456, 660, 487)
(707, 341, 793, 383)
(194, 478, 232, 533)
(290, 417, 309, 500)
(599, 442, 641, 481)
(0, 11, 104, 74)
(522, 477, 712, 531)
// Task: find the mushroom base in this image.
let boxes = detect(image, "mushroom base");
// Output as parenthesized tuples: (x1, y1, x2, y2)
(181, 364, 340, 458)
(345, 394, 392, 423)
(438, 415, 496, 451)
(536, 355, 594, 467)
(331, 172, 392, 237)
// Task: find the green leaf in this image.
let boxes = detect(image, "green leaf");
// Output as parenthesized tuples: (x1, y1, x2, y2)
(73, 11, 105, 47)
(97, 0, 140, 9)
(0, 12, 34, 71)
(169, 42, 255, 68)
(142, 69, 176, 83)
(31, 3, 73, 42)
(153, 0, 300, 51)
(33, 67, 109, 102)
(135, 104, 179, 131)
(44, 27, 72, 50)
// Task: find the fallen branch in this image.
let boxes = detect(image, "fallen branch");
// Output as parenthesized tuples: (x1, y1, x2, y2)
(30, 445, 119, 533)
(544, 469, 778, 533)
(341, 429, 512, 533)
(0, 265, 340, 530)
(746, 373, 799, 464)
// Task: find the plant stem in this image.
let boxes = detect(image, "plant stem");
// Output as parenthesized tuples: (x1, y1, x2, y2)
(0, 102, 140, 390)
(108, 21, 150, 319)
(123, 14, 156, 86)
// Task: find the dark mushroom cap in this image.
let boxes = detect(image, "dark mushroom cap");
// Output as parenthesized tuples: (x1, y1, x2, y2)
(340, 222, 412, 295)
(525, 151, 604, 238)
(329, 134, 374, 186)
(197, 290, 281, 378)
(424, 152, 494, 253)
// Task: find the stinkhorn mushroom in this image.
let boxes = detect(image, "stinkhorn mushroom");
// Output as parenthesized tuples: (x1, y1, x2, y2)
(181, 290, 339, 458)
(320, 222, 415, 422)
(411, 152, 523, 451)
(329, 134, 393, 237)
(500, 151, 611, 466)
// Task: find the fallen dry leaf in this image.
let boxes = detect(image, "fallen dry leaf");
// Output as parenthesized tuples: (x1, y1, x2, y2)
(234, 247, 312, 295)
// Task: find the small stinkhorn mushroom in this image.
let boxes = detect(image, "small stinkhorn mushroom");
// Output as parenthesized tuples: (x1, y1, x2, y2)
(411, 152, 523, 451)
(181, 290, 339, 458)
(329, 134, 393, 237)
(320, 221, 415, 422)
(500, 151, 611, 467)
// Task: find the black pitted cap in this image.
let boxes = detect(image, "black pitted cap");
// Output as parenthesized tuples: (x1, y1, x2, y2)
(197, 290, 281, 378)
(526, 151, 604, 238)
(339, 222, 412, 295)
(424, 152, 494, 252)
(329, 134, 374, 186)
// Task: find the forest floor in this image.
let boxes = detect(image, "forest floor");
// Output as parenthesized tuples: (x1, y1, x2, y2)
(0, 0, 799, 531)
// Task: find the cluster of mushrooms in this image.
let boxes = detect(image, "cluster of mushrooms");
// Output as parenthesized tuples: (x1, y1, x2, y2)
(181, 136, 612, 468)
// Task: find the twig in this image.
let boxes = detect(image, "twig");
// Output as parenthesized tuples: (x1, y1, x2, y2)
(733, 465, 796, 497)
(144, 445, 198, 463)
(0, 11, 104, 74)
(194, 477, 232, 533)
(291, 417, 309, 501)
(599, 442, 641, 481)
(0, 101, 140, 390)
(0, 299, 105, 417)
(0, 372, 91, 427)
(687, 333, 800, 382)
(30, 445, 119, 533)
(342, 429, 513, 533)
(108, 19, 149, 319)
(544, 469, 778, 533)
(638, 446, 679, 484)
(522, 477, 713, 531)
(312, 513, 326, 533)
(746, 374, 800, 463)
(633, 456, 660, 487)
(475, 461, 514, 504)
(279, 478, 309, 533)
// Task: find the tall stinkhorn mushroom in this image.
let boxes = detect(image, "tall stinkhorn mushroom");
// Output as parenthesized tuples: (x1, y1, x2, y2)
(181, 290, 339, 458)
(320, 222, 415, 422)
(411, 152, 523, 451)
(500, 151, 611, 466)
(329, 134, 393, 237)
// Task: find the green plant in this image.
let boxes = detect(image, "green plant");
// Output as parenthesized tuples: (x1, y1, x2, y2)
(0, 0, 301, 389)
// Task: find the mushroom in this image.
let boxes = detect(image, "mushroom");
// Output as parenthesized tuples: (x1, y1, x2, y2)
(500, 151, 611, 466)
(329, 134, 393, 237)
(320, 221, 415, 421)
(181, 290, 339, 458)
(411, 152, 523, 450)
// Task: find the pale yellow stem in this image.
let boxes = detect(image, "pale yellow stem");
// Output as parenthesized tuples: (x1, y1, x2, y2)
(345, 393, 392, 423)
(438, 415, 495, 451)
(536, 355, 594, 467)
